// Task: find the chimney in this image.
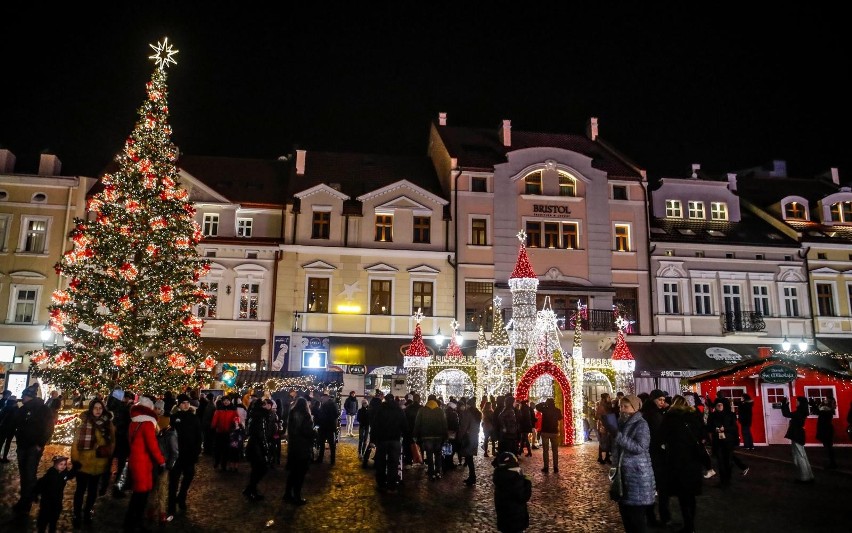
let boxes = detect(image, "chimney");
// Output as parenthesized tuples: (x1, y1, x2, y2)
(38, 154, 61, 176)
(295, 149, 306, 175)
(690, 163, 700, 179)
(727, 172, 738, 191)
(831, 167, 840, 186)
(0, 149, 15, 174)
(770, 160, 787, 177)
(438, 112, 447, 126)
(500, 119, 511, 147)
(587, 117, 599, 141)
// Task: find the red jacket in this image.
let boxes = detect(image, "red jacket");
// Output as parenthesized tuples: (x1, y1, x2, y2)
(211, 407, 238, 434)
(127, 404, 165, 493)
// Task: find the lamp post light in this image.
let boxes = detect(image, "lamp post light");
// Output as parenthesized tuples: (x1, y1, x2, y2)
(434, 328, 445, 348)
(798, 337, 808, 351)
(781, 336, 791, 352)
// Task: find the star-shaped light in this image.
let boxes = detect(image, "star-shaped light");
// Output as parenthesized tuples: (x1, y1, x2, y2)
(516, 229, 527, 243)
(493, 295, 502, 309)
(450, 319, 459, 333)
(412, 308, 424, 324)
(149, 37, 178, 70)
(615, 316, 632, 331)
(338, 281, 362, 301)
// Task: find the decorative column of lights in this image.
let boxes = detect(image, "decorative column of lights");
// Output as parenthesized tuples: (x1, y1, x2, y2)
(611, 311, 636, 394)
(508, 230, 539, 357)
(484, 295, 514, 396)
(569, 302, 587, 445)
(515, 360, 574, 445)
(403, 309, 430, 397)
(444, 319, 464, 357)
(524, 298, 562, 401)
(474, 325, 489, 400)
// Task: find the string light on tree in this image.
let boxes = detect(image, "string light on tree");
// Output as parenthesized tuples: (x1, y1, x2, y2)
(403, 308, 430, 396)
(611, 308, 636, 394)
(28, 39, 214, 396)
(444, 319, 463, 357)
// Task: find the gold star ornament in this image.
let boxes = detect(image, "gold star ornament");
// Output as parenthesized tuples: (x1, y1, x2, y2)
(149, 37, 178, 70)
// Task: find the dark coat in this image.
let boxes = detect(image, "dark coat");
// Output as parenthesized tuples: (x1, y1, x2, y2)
(157, 425, 179, 470)
(660, 405, 705, 496)
(356, 405, 370, 425)
(413, 400, 448, 441)
(316, 398, 340, 433)
(0, 398, 20, 435)
(498, 406, 518, 439)
(14, 397, 54, 448)
(286, 410, 316, 466)
(737, 399, 754, 427)
(344, 395, 359, 416)
(706, 398, 739, 450)
(372, 399, 407, 442)
(516, 403, 533, 433)
(404, 402, 422, 436)
(535, 401, 563, 434)
(493, 465, 531, 532)
(34, 466, 75, 519)
(816, 404, 836, 444)
(245, 405, 272, 464)
(781, 399, 808, 445)
(458, 407, 482, 456)
(170, 408, 202, 463)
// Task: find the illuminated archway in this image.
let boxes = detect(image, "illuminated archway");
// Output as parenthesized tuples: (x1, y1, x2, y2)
(516, 360, 574, 445)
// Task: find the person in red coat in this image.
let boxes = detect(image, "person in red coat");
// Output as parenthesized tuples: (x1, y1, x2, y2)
(123, 396, 165, 533)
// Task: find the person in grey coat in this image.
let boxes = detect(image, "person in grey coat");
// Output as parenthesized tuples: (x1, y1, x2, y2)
(613, 394, 655, 533)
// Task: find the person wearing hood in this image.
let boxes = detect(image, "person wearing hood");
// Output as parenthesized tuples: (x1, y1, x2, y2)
(705, 396, 747, 487)
(613, 394, 655, 533)
(168, 393, 201, 516)
(781, 395, 815, 483)
(12, 383, 55, 516)
(660, 395, 705, 533)
(123, 396, 166, 533)
(492, 451, 532, 532)
(413, 394, 448, 480)
(70, 398, 115, 526)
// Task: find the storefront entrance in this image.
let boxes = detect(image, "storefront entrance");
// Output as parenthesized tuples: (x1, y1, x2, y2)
(761, 383, 790, 444)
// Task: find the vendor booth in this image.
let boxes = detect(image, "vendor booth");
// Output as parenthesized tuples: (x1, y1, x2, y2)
(688, 351, 852, 446)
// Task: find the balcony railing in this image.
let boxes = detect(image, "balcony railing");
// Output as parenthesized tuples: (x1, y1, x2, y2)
(721, 311, 766, 333)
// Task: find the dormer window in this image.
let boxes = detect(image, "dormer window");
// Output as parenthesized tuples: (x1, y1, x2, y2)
(524, 171, 542, 195)
(829, 201, 852, 222)
(558, 172, 576, 197)
(710, 202, 728, 221)
(665, 200, 683, 218)
(785, 202, 806, 220)
(688, 201, 705, 220)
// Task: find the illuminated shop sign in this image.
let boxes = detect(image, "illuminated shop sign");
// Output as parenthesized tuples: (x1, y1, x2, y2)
(302, 350, 328, 369)
(532, 204, 571, 216)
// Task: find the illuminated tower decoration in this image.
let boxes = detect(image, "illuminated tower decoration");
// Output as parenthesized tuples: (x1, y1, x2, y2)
(611, 311, 636, 394)
(569, 302, 587, 444)
(508, 230, 539, 356)
(490, 295, 511, 346)
(478, 295, 515, 397)
(444, 319, 464, 357)
(524, 297, 562, 369)
(403, 309, 430, 397)
(28, 38, 215, 396)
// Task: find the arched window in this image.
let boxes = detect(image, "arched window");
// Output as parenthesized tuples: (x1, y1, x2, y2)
(829, 201, 852, 222)
(784, 202, 806, 220)
(558, 172, 576, 197)
(524, 171, 542, 195)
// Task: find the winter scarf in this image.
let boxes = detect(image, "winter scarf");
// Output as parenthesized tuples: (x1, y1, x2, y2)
(76, 413, 111, 451)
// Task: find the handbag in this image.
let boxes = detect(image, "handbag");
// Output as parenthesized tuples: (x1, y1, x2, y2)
(410, 442, 424, 464)
(442, 441, 454, 457)
(608, 452, 624, 501)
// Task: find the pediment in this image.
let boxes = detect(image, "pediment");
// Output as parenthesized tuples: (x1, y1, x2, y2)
(10, 271, 46, 280)
(407, 264, 441, 274)
(294, 184, 350, 201)
(812, 267, 839, 274)
(302, 260, 337, 271)
(376, 195, 430, 211)
(357, 179, 448, 206)
(365, 262, 399, 273)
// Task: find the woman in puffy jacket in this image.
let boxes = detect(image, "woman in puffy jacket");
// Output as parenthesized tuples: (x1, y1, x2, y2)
(242, 399, 272, 501)
(210, 396, 237, 471)
(123, 396, 165, 533)
(70, 399, 114, 526)
(612, 394, 655, 533)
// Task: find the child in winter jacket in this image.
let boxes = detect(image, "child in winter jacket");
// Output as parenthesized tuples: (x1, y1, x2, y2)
(34, 455, 75, 533)
(493, 451, 532, 532)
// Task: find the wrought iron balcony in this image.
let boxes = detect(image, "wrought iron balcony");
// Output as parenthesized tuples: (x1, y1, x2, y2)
(580, 309, 638, 333)
(720, 311, 765, 333)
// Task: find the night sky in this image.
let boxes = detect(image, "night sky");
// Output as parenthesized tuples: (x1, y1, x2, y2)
(2, 4, 849, 182)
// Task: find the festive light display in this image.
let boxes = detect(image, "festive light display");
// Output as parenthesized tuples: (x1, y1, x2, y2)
(508, 231, 538, 354)
(403, 309, 429, 396)
(476, 326, 488, 351)
(220, 363, 238, 388)
(611, 310, 636, 394)
(238, 375, 344, 396)
(516, 361, 574, 445)
(444, 319, 463, 357)
(50, 409, 84, 445)
(489, 295, 511, 346)
(28, 39, 214, 396)
(569, 304, 586, 444)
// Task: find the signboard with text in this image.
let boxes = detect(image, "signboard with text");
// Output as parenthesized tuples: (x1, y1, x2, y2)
(759, 364, 797, 384)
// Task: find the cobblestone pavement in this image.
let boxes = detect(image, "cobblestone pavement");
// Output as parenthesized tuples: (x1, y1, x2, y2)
(0, 436, 849, 532)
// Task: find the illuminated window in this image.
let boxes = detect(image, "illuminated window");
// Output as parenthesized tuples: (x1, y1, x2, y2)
(237, 218, 253, 237)
(197, 282, 218, 318)
(307, 277, 329, 313)
(238, 283, 260, 320)
(21, 217, 48, 253)
(544, 222, 560, 248)
(203, 214, 219, 237)
(413, 216, 431, 244)
(614, 224, 630, 252)
(375, 215, 393, 242)
(471, 218, 487, 245)
(830, 202, 852, 222)
(688, 201, 705, 219)
(561, 222, 578, 249)
(694, 283, 712, 315)
(412, 281, 433, 316)
(526, 221, 541, 248)
(312, 211, 330, 239)
(524, 171, 542, 195)
(465, 282, 493, 332)
(558, 173, 576, 197)
(784, 202, 805, 219)
(816, 283, 836, 316)
(370, 279, 392, 315)
(11, 286, 39, 323)
(710, 202, 728, 221)
(665, 200, 682, 218)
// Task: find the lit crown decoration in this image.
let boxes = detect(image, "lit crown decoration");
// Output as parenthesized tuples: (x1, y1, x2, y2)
(510, 230, 537, 279)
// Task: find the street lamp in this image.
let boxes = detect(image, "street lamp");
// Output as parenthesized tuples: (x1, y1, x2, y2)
(434, 328, 445, 347)
(798, 337, 808, 351)
(781, 336, 791, 351)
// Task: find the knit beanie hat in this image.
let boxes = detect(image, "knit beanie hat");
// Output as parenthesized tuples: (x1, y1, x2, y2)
(625, 394, 642, 412)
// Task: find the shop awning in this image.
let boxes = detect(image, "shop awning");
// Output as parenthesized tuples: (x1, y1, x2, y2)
(629, 342, 768, 377)
(816, 337, 852, 357)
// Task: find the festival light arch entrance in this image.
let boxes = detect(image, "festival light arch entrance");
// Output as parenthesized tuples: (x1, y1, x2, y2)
(516, 360, 574, 445)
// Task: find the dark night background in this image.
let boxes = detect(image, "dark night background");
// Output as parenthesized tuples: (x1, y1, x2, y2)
(1, 3, 848, 182)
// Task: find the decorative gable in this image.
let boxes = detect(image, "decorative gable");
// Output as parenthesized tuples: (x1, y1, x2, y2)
(407, 264, 440, 275)
(365, 262, 399, 273)
(294, 183, 350, 201)
(375, 195, 431, 212)
(302, 260, 337, 271)
(357, 179, 448, 206)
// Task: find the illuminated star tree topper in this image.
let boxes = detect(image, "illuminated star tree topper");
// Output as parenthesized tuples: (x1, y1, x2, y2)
(149, 37, 178, 70)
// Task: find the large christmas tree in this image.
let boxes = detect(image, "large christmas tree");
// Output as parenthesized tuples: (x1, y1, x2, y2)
(29, 39, 215, 396)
